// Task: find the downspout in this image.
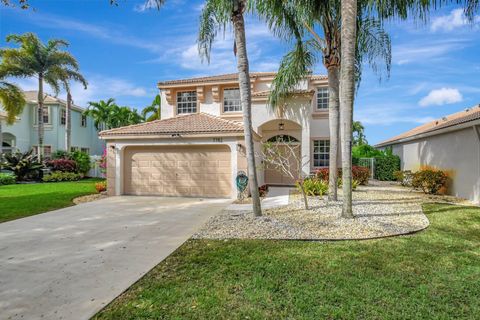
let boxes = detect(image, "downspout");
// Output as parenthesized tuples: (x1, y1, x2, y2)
(474, 125, 480, 204)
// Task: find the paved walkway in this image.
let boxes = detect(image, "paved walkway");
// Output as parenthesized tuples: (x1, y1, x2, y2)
(226, 186, 291, 211)
(0, 196, 230, 320)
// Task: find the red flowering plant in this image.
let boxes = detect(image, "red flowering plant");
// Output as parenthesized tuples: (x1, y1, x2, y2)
(98, 148, 107, 177)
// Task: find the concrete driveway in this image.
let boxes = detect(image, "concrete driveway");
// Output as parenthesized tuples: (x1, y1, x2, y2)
(0, 196, 230, 320)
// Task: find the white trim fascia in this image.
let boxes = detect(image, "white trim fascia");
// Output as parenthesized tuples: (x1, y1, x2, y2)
(376, 119, 480, 148)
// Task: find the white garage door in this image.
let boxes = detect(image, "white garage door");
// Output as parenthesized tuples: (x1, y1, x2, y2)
(124, 145, 231, 197)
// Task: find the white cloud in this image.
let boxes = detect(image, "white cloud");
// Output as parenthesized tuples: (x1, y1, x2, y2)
(393, 39, 468, 65)
(431, 9, 468, 32)
(8, 75, 149, 107)
(356, 104, 435, 125)
(133, 0, 162, 13)
(418, 88, 463, 107)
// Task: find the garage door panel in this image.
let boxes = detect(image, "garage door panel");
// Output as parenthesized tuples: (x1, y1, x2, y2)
(124, 145, 231, 198)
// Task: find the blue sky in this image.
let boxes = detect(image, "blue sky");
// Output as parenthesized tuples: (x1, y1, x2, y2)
(1, 0, 479, 144)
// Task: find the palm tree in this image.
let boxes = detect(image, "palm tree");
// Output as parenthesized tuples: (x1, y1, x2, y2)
(84, 98, 117, 130)
(0, 33, 82, 161)
(142, 94, 161, 122)
(352, 120, 367, 146)
(199, 0, 262, 216)
(0, 80, 25, 159)
(57, 68, 88, 152)
(260, 0, 390, 202)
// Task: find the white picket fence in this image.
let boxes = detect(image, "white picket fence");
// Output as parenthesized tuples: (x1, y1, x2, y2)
(88, 155, 104, 178)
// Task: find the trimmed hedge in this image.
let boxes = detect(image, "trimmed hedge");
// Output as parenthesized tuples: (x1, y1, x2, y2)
(42, 171, 82, 182)
(374, 155, 401, 181)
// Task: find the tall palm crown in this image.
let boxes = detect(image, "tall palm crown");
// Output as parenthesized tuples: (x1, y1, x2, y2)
(142, 94, 161, 122)
(0, 80, 25, 125)
(85, 98, 116, 130)
(0, 32, 83, 160)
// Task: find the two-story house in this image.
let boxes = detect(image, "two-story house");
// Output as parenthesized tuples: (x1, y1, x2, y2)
(1, 91, 105, 157)
(100, 72, 331, 198)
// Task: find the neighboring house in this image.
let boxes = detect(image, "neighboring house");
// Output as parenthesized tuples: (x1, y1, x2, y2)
(101, 72, 332, 198)
(0, 91, 105, 157)
(376, 106, 480, 205)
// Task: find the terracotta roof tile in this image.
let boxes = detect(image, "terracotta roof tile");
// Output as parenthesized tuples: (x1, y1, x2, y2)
(158, 72, 327, 87)
(100, 112, 244, 137)
(376, 105, 480, 147)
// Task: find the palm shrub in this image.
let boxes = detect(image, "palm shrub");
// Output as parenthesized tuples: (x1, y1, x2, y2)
(2, 150, 43, 181)
(70, 151, 91, 176)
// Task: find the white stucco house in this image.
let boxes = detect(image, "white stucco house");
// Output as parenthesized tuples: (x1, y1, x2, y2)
(100, 72, 333, 198)
(376, 105, 480, 205)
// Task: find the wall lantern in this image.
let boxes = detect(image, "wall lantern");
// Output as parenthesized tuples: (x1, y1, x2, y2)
(278, 122, 285, 131)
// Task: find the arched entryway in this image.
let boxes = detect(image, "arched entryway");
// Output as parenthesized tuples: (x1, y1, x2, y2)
(258, 119, 302, 186)
(2, 132, 16, 153)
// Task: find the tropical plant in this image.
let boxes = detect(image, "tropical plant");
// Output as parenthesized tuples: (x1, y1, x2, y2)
(51, 149, 70, 160)
(0, 33, 83, 161)
(198, 0, 262, 216)
(142, 94, 161, 122)
(1, 149, 43, 181)
(42, 171, 81, 182)
(0, 172, 16, 185)
(298, 178, 329, 197)
(69, 150, 91, 176)
(44, 159, 77, 172)
(84, 98, 116, 130)
(258, 0, 390, 206)
(56, 66, 88, 152)
(0, 79, 25, 158)
(352, 120, 367, 146)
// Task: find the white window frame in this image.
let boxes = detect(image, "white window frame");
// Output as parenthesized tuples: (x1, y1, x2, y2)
(70, 146, 79, 152)
(60, 108, 66, 126)
(312, 139, 330, 168)
(80, 147, 90, 154)
(316, 87, 329, 110)
(223, 88, 242, 113)
(176, 91, 197, 114)
(33, 106, 52, 125)
(81, 114, 87, 127)
(32, 145, 52, 158)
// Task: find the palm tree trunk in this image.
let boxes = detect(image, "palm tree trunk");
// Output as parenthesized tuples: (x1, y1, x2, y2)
(37, 74, 44, 162)
(232, 0, 262, 217)
(0, 119, 3, 161)
(65, 91, 72, 152)
(327, 66, 340, 201)
(339, 0, 357, 218)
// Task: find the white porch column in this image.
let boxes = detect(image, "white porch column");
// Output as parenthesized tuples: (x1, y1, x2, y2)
(115, 145, 124, 196)
(301, 121, 311, 176)
(228, 142, 238, 199)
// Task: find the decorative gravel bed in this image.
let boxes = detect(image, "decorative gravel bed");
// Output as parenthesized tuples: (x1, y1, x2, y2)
(193, 183, 437, 240)
(72, 193, 107, 205)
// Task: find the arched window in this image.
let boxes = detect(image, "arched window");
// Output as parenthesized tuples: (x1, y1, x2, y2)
(266, 135, 299, 143)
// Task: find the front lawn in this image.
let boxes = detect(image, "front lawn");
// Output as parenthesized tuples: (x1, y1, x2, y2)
(0, 178, 102, 223)
(94, 203, 480, 319)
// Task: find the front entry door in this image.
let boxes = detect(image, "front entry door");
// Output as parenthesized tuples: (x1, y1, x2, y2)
(264, 142, 301, 185)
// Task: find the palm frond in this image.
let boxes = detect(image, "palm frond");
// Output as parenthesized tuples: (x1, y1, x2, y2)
(0, 80, 26, 124)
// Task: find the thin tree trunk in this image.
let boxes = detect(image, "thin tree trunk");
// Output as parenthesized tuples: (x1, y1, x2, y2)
(0, 120, 3, 161)
(37, 74, 44, 162)
(339, 0, 357, 218)
(300, 182, 309, 210)
(65, 91, 72, 152)
(232, 0, 262, 217)
(327, 66, 340, 201)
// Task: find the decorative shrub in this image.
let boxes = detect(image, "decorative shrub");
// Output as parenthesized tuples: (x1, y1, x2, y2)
(337, 178, 360, 191)
(45, 159, 77, 172)
(70, 151, 91, 176)
(95, 181, 107, 193)
(99, 148, 107, 177)
(51, 150, 70, 160)
(298, 178, 328, 196)
(42, 171, 81, 182)
(374, 155, 401, 181)
(411, 169, 448, 194)
(393, 170, 414, 187)
(258, 184, 268, 197)
(314, 166, 370, 185)
(1, 150, 43, 181)
(0, 172, 16, 185)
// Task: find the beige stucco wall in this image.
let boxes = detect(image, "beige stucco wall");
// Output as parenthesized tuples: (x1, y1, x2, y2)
(390, 126, 480, 204)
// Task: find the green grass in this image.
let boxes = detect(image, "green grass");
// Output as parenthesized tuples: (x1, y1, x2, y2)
(94, 203, 480, 320)
(0, 178, 102, 223)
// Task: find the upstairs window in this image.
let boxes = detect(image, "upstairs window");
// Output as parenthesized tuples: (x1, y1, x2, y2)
(60, 109, 66, 125)
(81, 147, 90, 154)
(316, 87, 329, 110)
(313, 139, 330, 167)
(34, 106, 51, 125)
(176, 91, 197, 114)
(81, 115, 87, 127)
(223, 88, 242, 112)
